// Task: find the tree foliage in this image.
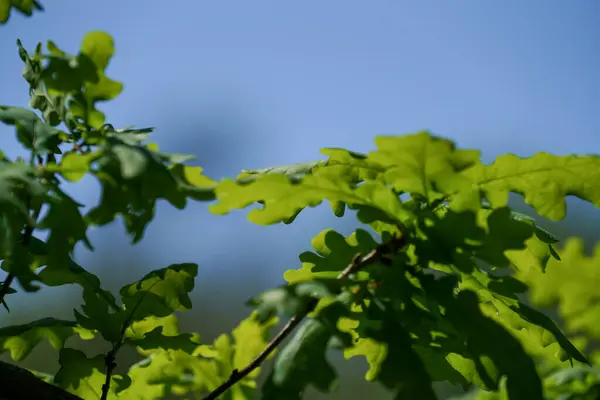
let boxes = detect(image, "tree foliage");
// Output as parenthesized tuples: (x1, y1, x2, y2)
(0, 5, 599, 400)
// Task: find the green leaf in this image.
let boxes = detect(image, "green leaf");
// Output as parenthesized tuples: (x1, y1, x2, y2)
(231, 312, 278, 380)
(283, 228, 379, 284)
(124, 313, 277, 399)
(0, 318, 93, 361)
(54, 348, 130, 399)
(462, 153, 600, 220)
(40, 31, 123, 129)
(319, 147, 384, 184)
(119, 263, 198, 324)
(425, 277, 544, 400)
(55, 151, 99, 182)
(124, 326, 200, 354)
(0, 0, 43, 24)
(32, 237, 122, 342)
(38, 187, 93, 266)
(247, 282, 334, 322)
(0, 161, 47, 291)
(16, 40, 69, 127)
(460, 269, 588, 368)
(505, 209, 559, 244)
(210, 172, 412, 226)
(352, 302, 438, 400)
(73, 32, 122, 128)
(0, 106, 62, 154)
(518, 238, 600, 342)
(238, 160, 326, 183)
(368, 132, 481, 204)
(86, 134, 213, 243)
(261, 319, 338, 399)
(545, 365, 600, 399)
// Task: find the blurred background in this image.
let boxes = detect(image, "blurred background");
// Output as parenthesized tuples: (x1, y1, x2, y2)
(0, 0, 599, 398)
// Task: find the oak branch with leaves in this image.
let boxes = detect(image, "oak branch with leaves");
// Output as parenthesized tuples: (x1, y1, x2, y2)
(1, 4, 600, 400)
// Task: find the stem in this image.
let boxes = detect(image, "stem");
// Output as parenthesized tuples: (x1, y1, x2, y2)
(202, 313, 307, 400)
(100, 313, 130, 399)
(100, 350, 117, 400)
(202, 232, 407, 400)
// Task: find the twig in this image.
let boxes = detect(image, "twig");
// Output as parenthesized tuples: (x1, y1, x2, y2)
(100, 321, 129, 400)
(202, 314, 306, 400)
(202, 233, 407, 400)
(100, 350, 117, 400)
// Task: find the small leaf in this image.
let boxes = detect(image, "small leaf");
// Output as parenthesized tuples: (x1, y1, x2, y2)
(0, 0, 43, 24)
(120, 263, 198, 324)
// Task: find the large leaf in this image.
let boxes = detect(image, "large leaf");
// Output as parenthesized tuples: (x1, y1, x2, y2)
(518, 238, 600, 342)
(210, 172, 411, 226)
(261, 319, 338, 399)
(0, 318, 93, 361)
(54, 348, 130, 399)
(461, 153, 600, 220)
(425, 277, 544, 400)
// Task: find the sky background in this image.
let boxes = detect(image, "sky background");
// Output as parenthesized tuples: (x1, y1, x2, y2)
(0, 1, 599, 399)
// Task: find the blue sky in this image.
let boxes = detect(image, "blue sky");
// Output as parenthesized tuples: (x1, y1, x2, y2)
(0, 0, 599, 324)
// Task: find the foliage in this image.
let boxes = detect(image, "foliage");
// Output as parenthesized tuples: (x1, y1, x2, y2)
(1, 6, 600, 400)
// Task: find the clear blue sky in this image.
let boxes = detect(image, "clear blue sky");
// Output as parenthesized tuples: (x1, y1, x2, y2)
(2, 0, 598, 162)
(0, 0, 599, 316)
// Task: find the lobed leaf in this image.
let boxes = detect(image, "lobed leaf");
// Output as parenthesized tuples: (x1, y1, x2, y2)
(0, 106, 62, 154)
(423, 277, 544, 400)
(54, 348, 130, 399)
(0, 318, 93, 362)
(261, 319, 338, 399)
(119, 263, 198, 325)
(518, 238, 600, 342)
(461, 153, 600, 220)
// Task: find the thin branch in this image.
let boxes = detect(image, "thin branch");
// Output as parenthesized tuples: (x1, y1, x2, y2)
(202, 232, 407, 400)
(100, 350, 117, 400)
(100, 321, 129, 400)
(202, 314, 306, 400)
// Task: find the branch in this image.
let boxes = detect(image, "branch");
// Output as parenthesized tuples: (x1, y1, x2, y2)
(0, 360, 83, 400)
(101, 319, 129, 399)
(202, 233, 407, 400)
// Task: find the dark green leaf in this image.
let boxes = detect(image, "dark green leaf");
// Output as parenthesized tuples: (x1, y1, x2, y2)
(0, 106, 62, 154)
(261, 319, 338, 399)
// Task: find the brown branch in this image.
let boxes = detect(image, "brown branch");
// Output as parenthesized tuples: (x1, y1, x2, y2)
(202, 232, 407, 400)
(202, 314, 306, 400)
